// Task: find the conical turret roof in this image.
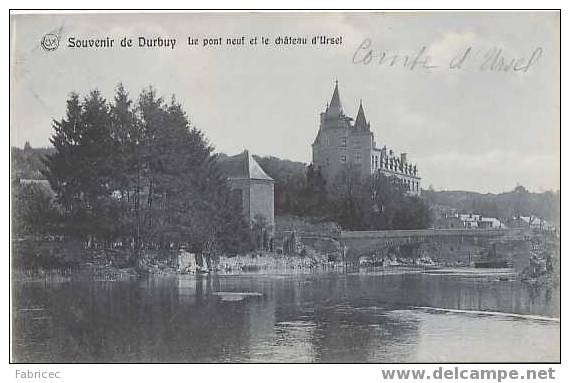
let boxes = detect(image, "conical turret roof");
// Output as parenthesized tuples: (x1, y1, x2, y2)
(354, 100, 368, 130)
(326, 81, 343, 117)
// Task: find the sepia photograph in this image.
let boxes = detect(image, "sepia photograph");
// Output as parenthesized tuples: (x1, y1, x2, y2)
(9, 10, 560, 364)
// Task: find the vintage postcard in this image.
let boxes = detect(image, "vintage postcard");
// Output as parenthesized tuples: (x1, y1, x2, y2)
(10, 11, 560, 365)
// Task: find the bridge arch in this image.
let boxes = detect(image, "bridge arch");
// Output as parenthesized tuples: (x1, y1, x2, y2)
(339, 228, 527, 264)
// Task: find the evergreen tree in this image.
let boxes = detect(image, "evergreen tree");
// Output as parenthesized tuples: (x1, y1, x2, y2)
(43, 85, 252, 257)
(109, 84, 139, 247)
(42, 92, 90, 238)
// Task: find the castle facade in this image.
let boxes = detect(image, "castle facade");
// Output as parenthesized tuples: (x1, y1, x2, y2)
(312, 82, 421, 195)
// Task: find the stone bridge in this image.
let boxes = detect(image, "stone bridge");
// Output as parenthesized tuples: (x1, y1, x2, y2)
(337, 228, 530, 263)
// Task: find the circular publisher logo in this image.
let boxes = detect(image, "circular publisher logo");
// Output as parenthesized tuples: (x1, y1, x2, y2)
(41, 33, 59, 51)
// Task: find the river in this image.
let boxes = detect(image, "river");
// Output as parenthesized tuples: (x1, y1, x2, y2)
(12, 269, 560, 363)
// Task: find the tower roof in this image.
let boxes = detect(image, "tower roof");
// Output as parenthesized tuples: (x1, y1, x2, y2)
(218, 150, 274, 182)
(326, 81, 343, 117)
(354, 100, 369, 130)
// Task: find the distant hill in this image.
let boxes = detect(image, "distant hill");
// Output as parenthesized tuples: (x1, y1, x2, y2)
(252, 155, 307, 182)
(13, 145, 559, 226)
(11, 145, 54, 180)
(215, 153, 307, 182)
(248, 155, 308, 215)
(422, 187, 560, 225)
(12, 147, 309, 184)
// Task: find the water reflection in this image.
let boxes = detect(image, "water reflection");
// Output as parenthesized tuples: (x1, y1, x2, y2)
(12, 271, 560, 363)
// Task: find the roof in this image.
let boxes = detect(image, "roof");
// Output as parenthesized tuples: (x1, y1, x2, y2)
(218, 150, 274, 181)
(354, 100, 368, 130)
(326, 81, 343, 117)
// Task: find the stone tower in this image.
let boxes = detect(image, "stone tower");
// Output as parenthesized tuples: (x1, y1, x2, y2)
(218, 150, 275, 230)
(311, 82, 421, 194)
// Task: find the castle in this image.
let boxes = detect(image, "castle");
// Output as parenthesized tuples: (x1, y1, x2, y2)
(312, 82, 421, 195)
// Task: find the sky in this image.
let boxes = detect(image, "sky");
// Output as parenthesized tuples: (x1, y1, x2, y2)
(10, 12, 560, 193)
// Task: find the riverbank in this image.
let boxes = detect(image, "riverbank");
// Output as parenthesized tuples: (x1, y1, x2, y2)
(12, 263, 139, 283)
(11, 237, 140, 282)
(11, 247, 437, 282)
(11, 237, 559, 289)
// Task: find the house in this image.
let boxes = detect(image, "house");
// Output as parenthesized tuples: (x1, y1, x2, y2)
(478, 217, 502, 229)
(218, 150, 275, 232)
(459, 214, 481, 228)
(508, 216, 556, 232)
(437, 213, 504, 229)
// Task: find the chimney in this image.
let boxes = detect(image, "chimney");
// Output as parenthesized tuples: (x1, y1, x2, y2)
(400, 153, 407, 164)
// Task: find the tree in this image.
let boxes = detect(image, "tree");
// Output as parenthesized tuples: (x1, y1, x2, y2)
(303, 164, 328, 215)
(331, 169, 431, 230)
(13, 183, 60, 235)
(42, 92, 89, 238)
(42, 90, 123, 244)
(391, 195, 432, 229)
(42, 85, 252, 260)
(108, 84, 139, 247)
(329, 163, 366, 229)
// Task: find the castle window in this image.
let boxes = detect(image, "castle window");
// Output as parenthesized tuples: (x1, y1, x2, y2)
(341, 137, 347, 147)
(355, 153, 362, 163)
(340, 155, 347, 163)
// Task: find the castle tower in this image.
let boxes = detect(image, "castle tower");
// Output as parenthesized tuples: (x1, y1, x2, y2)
(312, 82, 373, 185)
(327, 80, 343, 117)
(354, 100, 370, 131)
(311, 82, 422, 195)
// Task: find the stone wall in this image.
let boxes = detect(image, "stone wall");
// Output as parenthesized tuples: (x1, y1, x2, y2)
(177, 250, 197, 272)
(249, 179, 274, 229)
(227, 178, 251, 221)
(227, 178, 274, 231)
(312, 127, 373, 186)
